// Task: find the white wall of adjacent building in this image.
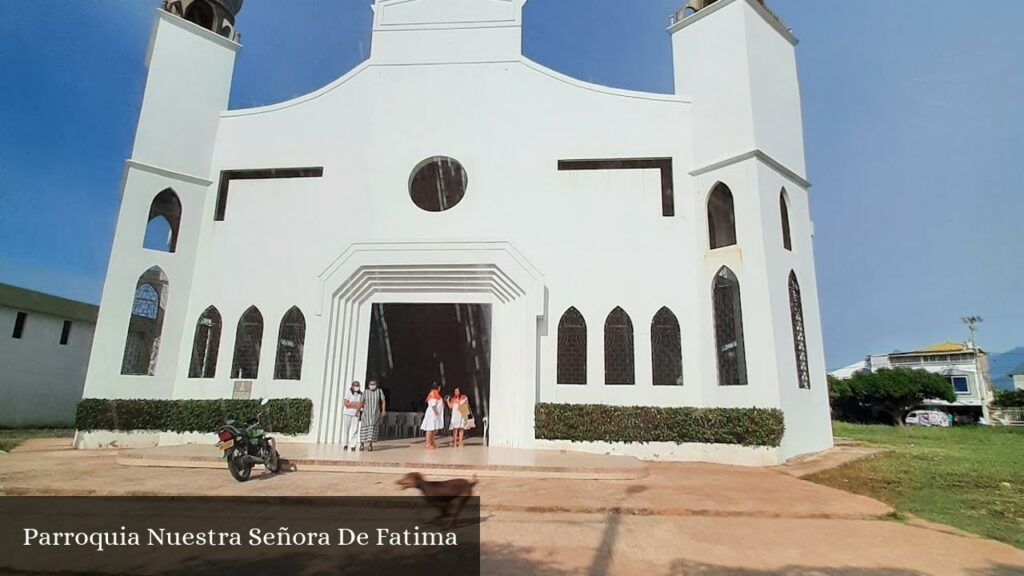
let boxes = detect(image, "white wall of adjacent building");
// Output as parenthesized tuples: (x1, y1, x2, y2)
(0, 305, 95, 427)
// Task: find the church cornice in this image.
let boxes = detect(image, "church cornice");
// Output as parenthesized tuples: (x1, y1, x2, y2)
(667, 0, 798, 47)
(689, 149, 811, 189)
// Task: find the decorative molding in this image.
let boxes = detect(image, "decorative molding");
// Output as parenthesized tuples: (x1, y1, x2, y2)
(125, 159, 213, 187)
(558, 157, 676, 217)
(667, 0, 798, 47)
(521, 58, 689, 103)
(689, 150, 811, 189)
(215, 167, 324, 221)
(314, 240, 546, 448)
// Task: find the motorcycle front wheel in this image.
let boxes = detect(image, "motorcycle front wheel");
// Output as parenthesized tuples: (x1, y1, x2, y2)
(227, 448, 252, 482)
(266, 448, 281, 474)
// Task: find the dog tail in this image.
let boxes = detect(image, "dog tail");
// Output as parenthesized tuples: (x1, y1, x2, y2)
(470, 474, 478, 488)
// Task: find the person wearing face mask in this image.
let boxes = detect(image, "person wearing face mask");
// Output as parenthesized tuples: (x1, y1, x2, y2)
(341, 380, 364, 451)
(360, 379, 386, 451)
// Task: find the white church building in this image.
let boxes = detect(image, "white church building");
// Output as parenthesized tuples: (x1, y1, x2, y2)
(82, 0, 833, 463)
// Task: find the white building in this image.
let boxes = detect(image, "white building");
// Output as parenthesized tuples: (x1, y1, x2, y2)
(1010, 369, 1024, 391)
(830, 342, 995, 422)
(82, 0, 832, 463)
(1, 283, 97, 427)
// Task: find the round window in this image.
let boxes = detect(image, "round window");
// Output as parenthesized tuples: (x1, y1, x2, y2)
(409, 156, 468, 212)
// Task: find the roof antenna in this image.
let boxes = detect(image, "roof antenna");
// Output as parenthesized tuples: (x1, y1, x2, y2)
(961, 315, 983, 349)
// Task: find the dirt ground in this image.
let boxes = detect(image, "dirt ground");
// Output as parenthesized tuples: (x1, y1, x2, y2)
(2, 439, 1023, 575)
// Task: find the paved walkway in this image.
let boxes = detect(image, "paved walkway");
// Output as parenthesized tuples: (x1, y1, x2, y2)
(117, 436, 648, 480)
(3, 439, 1023, 575)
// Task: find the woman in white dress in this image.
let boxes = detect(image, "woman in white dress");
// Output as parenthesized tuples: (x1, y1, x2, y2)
(420, 382, 444, 449)
(447, 387, 471, 448)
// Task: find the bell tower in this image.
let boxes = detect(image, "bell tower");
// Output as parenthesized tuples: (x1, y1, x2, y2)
(82, 2, 241, 402)
(162, 0, 244, 41)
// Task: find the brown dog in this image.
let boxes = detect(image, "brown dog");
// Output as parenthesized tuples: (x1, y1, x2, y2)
(396, 472, 477, 527)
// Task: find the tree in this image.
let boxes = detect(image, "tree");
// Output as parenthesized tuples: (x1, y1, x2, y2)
(833, 368, 956, 426)
(993, 389, 1024, 408)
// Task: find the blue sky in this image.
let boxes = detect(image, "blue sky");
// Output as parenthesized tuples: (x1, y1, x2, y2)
(0, 1, 1021, 369)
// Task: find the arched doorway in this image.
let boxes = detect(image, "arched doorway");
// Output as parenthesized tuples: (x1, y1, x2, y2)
(315, 241, 545, 448)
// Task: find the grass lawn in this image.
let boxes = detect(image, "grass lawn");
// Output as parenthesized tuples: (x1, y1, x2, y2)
(808, 422, 1024, 549)
(0, 428, 74, 452)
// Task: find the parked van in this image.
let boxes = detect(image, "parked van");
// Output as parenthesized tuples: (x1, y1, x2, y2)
(905, 410, 951, 427)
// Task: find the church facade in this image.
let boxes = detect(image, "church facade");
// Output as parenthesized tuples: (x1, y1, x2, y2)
(82, 0, 833, 463)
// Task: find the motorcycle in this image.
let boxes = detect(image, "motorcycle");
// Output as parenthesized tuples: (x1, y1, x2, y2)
(215, 398, 281, 482)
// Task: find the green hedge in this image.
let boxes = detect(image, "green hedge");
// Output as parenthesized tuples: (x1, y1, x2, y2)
(534, 403, 785, 447)
(75, 398, 313, 435)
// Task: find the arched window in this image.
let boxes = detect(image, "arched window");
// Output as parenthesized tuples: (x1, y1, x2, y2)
(780, 189, 793, 251)
(713, 267, 747, 386)
(556, 307, 587, 385)
(604, 307, 635, 385)
(651, 307, 683, 386)
(231, 306, 264, 379)
(789, 272, 810, 389)
(184, 1, 215, 29)
(707, 183, 737, 249)
(144, 189, 182, 253)
(274, 306, 306, 380)
(188, 306, 222, 379)
(121, 267, 168, 376)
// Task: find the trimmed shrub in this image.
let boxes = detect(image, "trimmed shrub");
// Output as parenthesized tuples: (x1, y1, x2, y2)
(534, 403, 784, 447)
(75, 398, 313, 435)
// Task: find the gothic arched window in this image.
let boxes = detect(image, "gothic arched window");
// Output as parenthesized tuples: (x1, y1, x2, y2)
(188, 306, 222, 379)
(143, 188, 182, 253)
(651, 307, 683, 386)
(274, 306, 306, 380)
(231, 306, 264, 379)
(789, 272, 811, 389)
(780, 189, 793, 251)
(712, 267, 747, 386)
(604, 307, 635, 385)
(121, 267, 168, 376)
(557, 307, 587, 385)
(707, 183, 737, 250)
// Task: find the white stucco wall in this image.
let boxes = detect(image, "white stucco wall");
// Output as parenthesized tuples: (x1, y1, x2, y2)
(83, 0, 832, 462)
(0, 306, 95, 427)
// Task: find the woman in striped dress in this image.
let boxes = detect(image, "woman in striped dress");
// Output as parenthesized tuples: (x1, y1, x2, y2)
(360, 380, 386, 451)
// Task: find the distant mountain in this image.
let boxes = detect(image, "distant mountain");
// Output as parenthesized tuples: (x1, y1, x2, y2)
(988, 347, 1024, 390)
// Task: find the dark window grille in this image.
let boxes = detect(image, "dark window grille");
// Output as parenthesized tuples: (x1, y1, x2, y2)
(708, 183, 737, 249)
(60, 320, 72, 345)
(651, 307, 683, 386)
(274, 306, 306, 380)
(121, 267, 168, 376)
(188, 306, 222, 379)
(604, 307, 635, 385)
(12, 311, 27, 339)
(713, 267, 747, 386)
(556, 307, 587, 385)
(131, 284, 159, 319)
(780, 190, 793, 251)
(231, 306, 264, 379)
(789, 272, 810, 389)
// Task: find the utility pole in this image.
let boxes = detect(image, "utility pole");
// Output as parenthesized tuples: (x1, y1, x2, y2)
(961, 315, 990, 422)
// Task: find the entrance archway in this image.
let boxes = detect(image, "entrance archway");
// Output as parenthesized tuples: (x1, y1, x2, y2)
(315, 241, 545, 448)
(366, 302, 491, 438)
